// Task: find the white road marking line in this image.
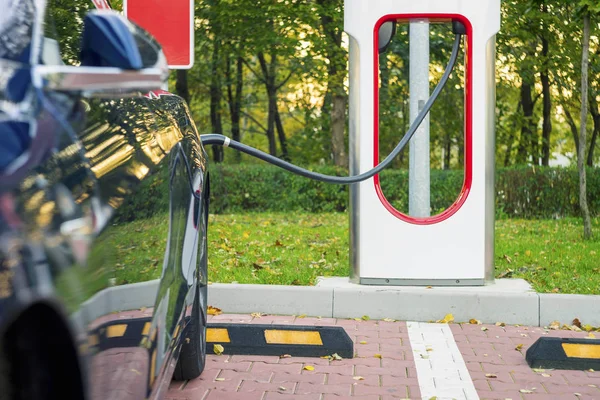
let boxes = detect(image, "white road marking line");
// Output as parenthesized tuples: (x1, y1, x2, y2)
(407, 321, 479, 400)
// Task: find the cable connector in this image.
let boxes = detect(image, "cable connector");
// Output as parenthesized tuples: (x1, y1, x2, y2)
(452, 20, 467, 35)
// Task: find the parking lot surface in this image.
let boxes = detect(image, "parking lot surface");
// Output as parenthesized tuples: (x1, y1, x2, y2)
(165, 313, 600, 400)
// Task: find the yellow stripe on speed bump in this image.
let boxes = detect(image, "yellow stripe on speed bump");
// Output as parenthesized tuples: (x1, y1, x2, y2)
(106, 324, 127, 338)
(142, 322, 151, 336)
(264, 330, 323, 345)
(207, 328, 231, 343)
(562, 343, 600, 359)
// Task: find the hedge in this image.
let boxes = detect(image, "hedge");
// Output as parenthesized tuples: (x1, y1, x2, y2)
(114, 163, 599, 222)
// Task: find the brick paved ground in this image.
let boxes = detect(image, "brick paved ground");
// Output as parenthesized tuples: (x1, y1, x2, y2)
(164, 314, 600, 400)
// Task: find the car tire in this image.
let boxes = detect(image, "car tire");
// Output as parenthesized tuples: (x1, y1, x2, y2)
(173, 229, 207, 381)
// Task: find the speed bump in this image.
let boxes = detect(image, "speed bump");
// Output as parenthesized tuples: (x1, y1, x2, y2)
(526, 337, 600, 370)
(207, 324, 354, 358)
(86, 317, 353, 359)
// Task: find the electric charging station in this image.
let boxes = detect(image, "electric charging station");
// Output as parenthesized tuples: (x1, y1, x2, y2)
(346, 0, 501, 286)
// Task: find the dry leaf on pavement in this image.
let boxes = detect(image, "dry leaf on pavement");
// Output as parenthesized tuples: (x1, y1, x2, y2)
(437, 314, 454, 324)
(213, 344, 224, 355)
(208, 306, 222, 316)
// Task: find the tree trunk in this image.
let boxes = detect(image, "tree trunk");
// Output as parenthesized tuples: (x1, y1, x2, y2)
(317, 0, 348, 168)
(517, 81, 536, 164)
(210, 40, 224, 162)
(563, 105, 580, 152)
(331, 94, 347, 167)
(257, 52, 278, 156)
(175, 70, 190, 104)
(579, 12, 592, 239)
(588, 95, 599, 167)
(540, 11, 552, 166)
(226, 53, 244, 162)
(274, 107, 289, 160)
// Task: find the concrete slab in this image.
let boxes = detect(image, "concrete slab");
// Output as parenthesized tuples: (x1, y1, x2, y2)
(207, 283, 334, 317)
(539, 293, 600, 327)
(322, 277, 538, 325)
(332, 286, 539, 325)
(316, 276, 535, 293)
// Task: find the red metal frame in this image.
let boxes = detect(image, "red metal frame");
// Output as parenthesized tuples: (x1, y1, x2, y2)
(373, 13, 473, 225)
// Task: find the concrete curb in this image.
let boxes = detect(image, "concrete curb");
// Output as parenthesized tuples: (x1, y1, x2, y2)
(85, 278, 600, 327)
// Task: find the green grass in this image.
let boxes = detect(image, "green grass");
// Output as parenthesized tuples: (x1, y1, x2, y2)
(109, 213, 600, 294)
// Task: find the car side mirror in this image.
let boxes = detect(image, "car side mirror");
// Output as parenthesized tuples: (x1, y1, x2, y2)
(80, 10, 165, 70)
(34, 10, 168, 96)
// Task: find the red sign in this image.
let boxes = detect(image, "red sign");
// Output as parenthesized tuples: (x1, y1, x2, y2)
(91, 0, 111, 9)
(124, 0, 194, 69)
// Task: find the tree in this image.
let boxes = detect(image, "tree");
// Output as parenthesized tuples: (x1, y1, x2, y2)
(314, 0, 348, 168)
(577, 2, 596, 239)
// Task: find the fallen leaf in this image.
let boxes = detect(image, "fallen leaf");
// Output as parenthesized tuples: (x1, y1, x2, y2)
(278, 386, 287, 391)
(481, 327, 489, 331)
(275, 240, 284, 247)
(515, 344, 524, 351)
(573, 318, 583, 328)
(279, 354, 292, 359)
(374, 354, 382, 359)
(213, 344, 224, 355)
(552, 288, 560, 293)
(382, 318, 396, 322)
(252, 263, 264, 271)
(437, 313, 454, 324)
(242, 231, 250, 239)
(575, 393, 582, 397)
(426, 286, 433, 289)
(504, 254, 512, 263)
(353, 376, 365, 381)
(331, 353, 343, 360)
(496, 322, 506, 327)
(215, 378, 225, 381)
(588, 369, 595, 372)
(485, 373, 497, 378)
(208, 306, 222, 316)
(532, 368, 545, 373)
(587, 333, 596, 339)
(251, 312, 264, 318)
(469, 319, 482, 325)
(549, 321, 560, 330)
(303, 365, 315, 371)
(361, 315, 370, 321)
(359, 341, 368, 345)
(297, 314, 307, 319)
(519, 389, 534, 394)
(541, 373, 551, 378)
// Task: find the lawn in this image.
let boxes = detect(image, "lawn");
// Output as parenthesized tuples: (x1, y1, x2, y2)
(110, 213, 600, 294)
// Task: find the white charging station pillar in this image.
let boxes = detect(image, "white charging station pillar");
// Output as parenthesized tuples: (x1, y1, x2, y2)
(347, 0, 501, 286)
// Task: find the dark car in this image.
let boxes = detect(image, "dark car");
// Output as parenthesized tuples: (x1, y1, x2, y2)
(0, 1, 209, 399)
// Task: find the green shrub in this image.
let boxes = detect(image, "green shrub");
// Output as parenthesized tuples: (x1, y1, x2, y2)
(116, 163, 600, 220)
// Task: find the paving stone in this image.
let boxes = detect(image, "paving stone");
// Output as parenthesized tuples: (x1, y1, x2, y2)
(295, 382, 351, 395)
(204, 390, 263, 400)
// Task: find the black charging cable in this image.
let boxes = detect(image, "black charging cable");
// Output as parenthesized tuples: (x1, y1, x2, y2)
(201, 33, 463, 185)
